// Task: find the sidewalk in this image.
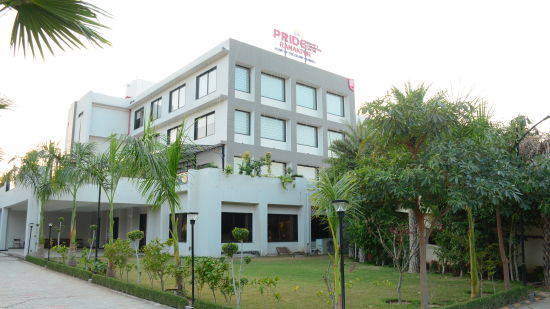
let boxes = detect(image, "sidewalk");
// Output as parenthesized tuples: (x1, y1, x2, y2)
(0, 253, 169, 309)
(501, 291, 550, 309)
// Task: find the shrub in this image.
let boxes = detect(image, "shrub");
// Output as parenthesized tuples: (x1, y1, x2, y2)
(25, 255, 47, 266)
(443, 286, 530, 309)
(91, 274, 189, 308)
(223, 165, 234, 175)
(104, 239, 133, 280)
(142, 238, 172, 290)
(46, 260, 93, 280)
(51, 243, 68, 263)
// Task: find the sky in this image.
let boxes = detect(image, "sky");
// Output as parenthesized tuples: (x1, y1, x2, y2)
(1, 0, 549, 172)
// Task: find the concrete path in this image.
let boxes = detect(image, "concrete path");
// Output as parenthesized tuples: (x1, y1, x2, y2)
(501, 291, 550, 309)
(0, 253, 170, 309)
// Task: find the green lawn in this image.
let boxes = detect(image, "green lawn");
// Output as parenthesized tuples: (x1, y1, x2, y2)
(101, 255, 509, 308)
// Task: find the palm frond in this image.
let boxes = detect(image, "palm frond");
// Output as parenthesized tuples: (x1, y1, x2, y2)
(4, 0, 111, 58)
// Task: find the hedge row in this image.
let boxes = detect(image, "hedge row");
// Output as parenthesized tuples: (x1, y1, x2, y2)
(444, 286, 531, 309)
(91, 274, 189, 308)
(25, 255, 229, 308)
(25, 255, 93, 280)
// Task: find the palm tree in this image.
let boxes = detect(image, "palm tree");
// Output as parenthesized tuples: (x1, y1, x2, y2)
(90, 135, 129, 243)
(0, 0, 111, 58)
(123, 121, 191, 293)
(310, 170, 358, 309)
(54, 142, 95, 260)
(14, 141, 61, 250)
(326, 119, 370, 171)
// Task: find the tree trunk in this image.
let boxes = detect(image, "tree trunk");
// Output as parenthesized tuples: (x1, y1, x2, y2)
(358, 247, 365, 263)
(68, 200, 78, 266)
(495, 206, 510, 289)
(543, 212, 550, 287)
(397, 271, 404, 304)
(170, 211, 184, 293)
(413, 208, 430, 309)
(408, 209, 420, 273)
(467, 207, 480, 299)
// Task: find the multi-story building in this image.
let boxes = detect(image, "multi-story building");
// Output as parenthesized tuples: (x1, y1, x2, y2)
(0, 39, 355, 257)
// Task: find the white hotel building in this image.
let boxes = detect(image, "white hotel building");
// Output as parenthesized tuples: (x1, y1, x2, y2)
(0, 39, 356, 257)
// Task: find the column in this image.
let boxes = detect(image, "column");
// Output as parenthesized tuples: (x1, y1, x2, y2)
(0, 208, 9, 250)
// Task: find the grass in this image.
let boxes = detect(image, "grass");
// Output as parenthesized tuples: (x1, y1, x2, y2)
(79, 255, 511, 309)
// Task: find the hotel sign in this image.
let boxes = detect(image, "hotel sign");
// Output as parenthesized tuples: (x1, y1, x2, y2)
(273, 29, 321, 64)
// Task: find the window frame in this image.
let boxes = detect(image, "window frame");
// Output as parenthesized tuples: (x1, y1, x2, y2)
(268, 214, 298, 242)
(169, 84, 185, 112)
(234, 110, 251, 136)
(168, 213, 187, 243)
(260, 115, 286, 142)
(196, 67, 217, 99)
(296, 123, 318, 147)
(296, 83, 317, 110)
(167, 125, 182, 145)
(221, 212, 253, 243)
(235, 65, 251, 93)
(134, 107, 144, 129)
(326, 92, 345, 117)
(194, 111, 215, 140)
(261, 73, 286, 102)
(297, 164, 319, 180)
(150, 98, 162, 121)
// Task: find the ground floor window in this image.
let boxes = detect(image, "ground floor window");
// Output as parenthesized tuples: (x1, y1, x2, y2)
(311, 217, 330, 241)
(268, 214, 298, 242)
(168, 213, 187, 242)
(221, 212, 253, 243)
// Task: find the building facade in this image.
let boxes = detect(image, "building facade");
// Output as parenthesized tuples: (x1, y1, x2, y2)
(0, 39, 355, 257)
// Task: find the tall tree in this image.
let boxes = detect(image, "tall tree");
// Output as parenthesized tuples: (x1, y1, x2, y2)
(123, 121, 191, 293)
(54, 142, 94, 260)
(14, 141, 61, 249)
(0, 0, 111, 58)
(360, 83, 475, 309)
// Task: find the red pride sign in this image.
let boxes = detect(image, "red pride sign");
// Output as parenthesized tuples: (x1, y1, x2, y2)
(273, 29, 321, 64)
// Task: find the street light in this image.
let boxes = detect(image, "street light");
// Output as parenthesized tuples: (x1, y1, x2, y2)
(188, 212, 198, 308)
(333, 200, 349, 309)
(27, 223, 34, 256)
(95, 185, 101, 261)
(47, 223, 53, 261)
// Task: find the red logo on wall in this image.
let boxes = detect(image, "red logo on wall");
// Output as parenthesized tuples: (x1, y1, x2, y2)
(348, 79, 355, 92)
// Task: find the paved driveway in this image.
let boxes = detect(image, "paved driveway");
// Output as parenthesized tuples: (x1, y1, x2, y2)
(0, 253, 170, 309)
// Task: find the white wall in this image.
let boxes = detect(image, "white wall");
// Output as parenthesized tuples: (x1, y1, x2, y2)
(6, 210, 26, 249)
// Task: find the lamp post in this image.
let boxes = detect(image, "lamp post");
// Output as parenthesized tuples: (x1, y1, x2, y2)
(95, 185, 101, 261)
(47, 223, 53, 261)
(27, 223, 34, 256)
(188, 212, 198, 307)
(333, 200, 349, 309)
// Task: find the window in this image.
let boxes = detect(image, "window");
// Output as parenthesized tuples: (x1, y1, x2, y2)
(327, 93, 344, 116)
(150, 98, 162, 120)
(297, 124, 318, 147)
(261, 161, 286, 176)
(235, 66, 250, 93)
(268, 214, 298, 242)
(261, 73, 285, 101)
(261, 116, 286, 141)
(134, 107, 144, 129)
(328, 130, 344, 156)
(194, 112, 215, 140)
(221, 212, 253, 243)
(196, 67, 217, 99)
(167, 125, 181, 145)
(297, 165, 318, 180)
(169, 85, 185, 112)
(168, 213, 187, 242)
(296, 84, 316, 110)
(234, 110, 251, 135)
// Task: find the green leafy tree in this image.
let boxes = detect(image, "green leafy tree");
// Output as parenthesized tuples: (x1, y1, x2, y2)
(0, 0, 111, 58)
(127, 229, 144, 283)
